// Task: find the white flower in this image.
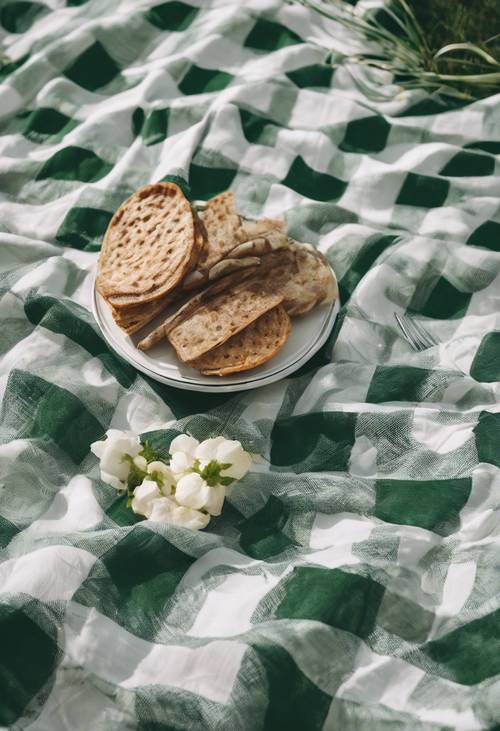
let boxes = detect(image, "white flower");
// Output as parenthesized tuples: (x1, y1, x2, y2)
(149, 499, 209, 530)
(147, 461, 176, 495)
(170, 450, 195, 475)
(131, 479, 161, 517)
(175, 473, 225, 516)
(195, 437, 251, 480)
(90, 429, 142, 491)
(148, 496, 178, 522)
(175, 473, 210, 510)
(170, 434, 199, 456)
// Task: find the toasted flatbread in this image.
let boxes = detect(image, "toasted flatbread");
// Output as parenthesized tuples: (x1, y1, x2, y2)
(167, 278, 283, 363)
(137, 267, 259, 351)
(196, 192, 241, 272)
(109, 219, 207, 333)
(258, 243, 337, 316)
(97, 182, 196, 304)
(191, 304, 291, 375)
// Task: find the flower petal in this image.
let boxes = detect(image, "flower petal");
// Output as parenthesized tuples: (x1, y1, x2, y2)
(134, 455, 148, 471)
(205, 484, 225, 516)
(169, 506, 210, 530)
(101, 471, 127, 492)
(195, 436, 225, 463)
(170, 451, 195, 475)
(175, 473, 210, 510)
(216, 440, 252, 480)
(169, 434, 199, 456)
(131, 479, 161, 517)
(148, 496, 178, 522)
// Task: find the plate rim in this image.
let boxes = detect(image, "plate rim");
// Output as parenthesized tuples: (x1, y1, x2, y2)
(92, 278, 340, 393)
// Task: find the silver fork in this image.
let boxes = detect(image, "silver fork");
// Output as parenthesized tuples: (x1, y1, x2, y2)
(394, 313, 439, 351)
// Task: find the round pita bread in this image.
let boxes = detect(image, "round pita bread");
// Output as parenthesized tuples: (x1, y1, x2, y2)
(96, 182, 196, 305)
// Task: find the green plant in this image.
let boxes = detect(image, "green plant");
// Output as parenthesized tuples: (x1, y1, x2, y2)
(298, 0, 500, 100)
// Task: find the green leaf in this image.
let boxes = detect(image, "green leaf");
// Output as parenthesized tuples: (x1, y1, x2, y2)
(198, 459, 235, 487)
(126, 491, 134, 508)
(122, 454, 147, 489)
(139, 439, 162, 463)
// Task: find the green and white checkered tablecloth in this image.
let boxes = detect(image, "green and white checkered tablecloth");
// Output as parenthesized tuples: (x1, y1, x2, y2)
(1, 0, 500, 728)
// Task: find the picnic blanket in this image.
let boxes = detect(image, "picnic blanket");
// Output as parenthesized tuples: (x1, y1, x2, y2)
(1, 0, 500, 728)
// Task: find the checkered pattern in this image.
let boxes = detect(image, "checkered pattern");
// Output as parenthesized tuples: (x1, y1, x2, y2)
(1, 0, 500, 728)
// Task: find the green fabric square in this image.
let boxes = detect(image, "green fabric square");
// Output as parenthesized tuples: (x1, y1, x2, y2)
(251, 642, 332, 731)
(188, 162, 236, 199)
(282, 156, 347, 202)
(412, 276, 471, 319)
(374, 478, 471, 536)
(106, 496, 144, 526)
(1, 369, 104, 463)
(239, 107, 279, 144)
(271, 411, 357, 472)
(244, 18, 303, 51)
(145, 1, 198, 31)
(276, 567, 385, 639)
(76, 526, 195, 637)
(474, 411, 500, 467)
(378, 591, 434, 642)
(440, 151, 494, 177)
(286, 63, 333, 88)
(1, 1, 48, 33)
(239, 496, 296, 559)
(467, 220, 500, 252)
(470, 332, 500, 383)
(338, 234, 397, 302)
(63, 41, 120, 91)
(339, 115, 391, 154)
(465, 141, 500, 155)
(24, 294, 136, 388)
(22, 107, 78, 142)
(55, 206, 113, 250)
(142, 108, 169, 146)
(131, 107, 145, 136)
(0, 604, 59, 726)
(396, 172, 449, 208)
(36, 146, 113, 183)
(0, 516, 19, 548)
(422, 608, 500, 685)
(178, 65, 233, 95)
(367, 366, 430, 403)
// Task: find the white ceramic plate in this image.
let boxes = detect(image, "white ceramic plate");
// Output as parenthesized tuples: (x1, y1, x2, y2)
(92, 280, 339, 392)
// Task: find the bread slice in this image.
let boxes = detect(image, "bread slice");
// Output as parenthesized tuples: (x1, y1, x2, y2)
(137, 267, 259, 351)
(167, 278, 283, 363)
(97, 182, 196, 304)
(182, 207, 288, 291)
(257, 243, 338, 317)
(195, 192, 241, 272)
(108, 218, 207, 334)
(190, 304, 291, 375)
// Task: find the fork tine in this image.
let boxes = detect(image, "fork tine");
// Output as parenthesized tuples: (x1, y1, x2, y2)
(407, 316, 438, 348)
(400, 314, 429, 350)
(394, 313, 423, 351)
